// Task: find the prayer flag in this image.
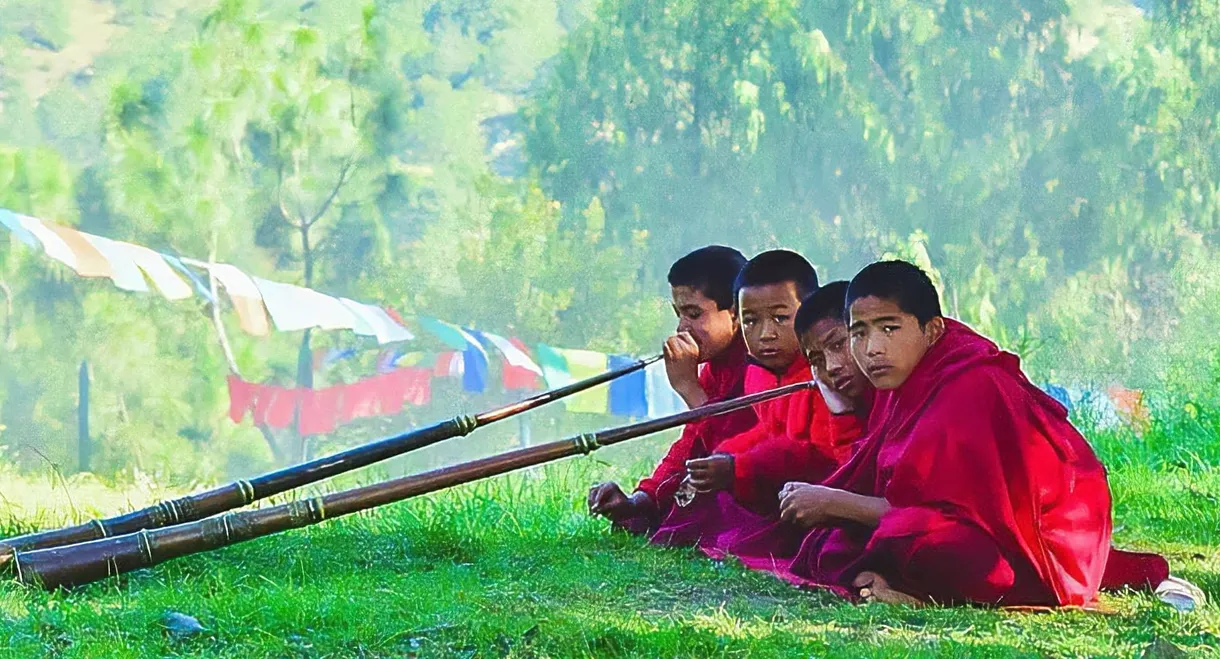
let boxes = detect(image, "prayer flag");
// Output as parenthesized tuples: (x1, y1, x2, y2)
(81, 233, 149, 293)
(535, 343, 571, 389)
(253, 277, 361, 333)
(608, 354, 648, 418)
(475, 329, 542, 374)
(339, 298, 415, 344)
(186, 260, 270, 336)
(0, 209, 39, 247)
(554, 348, 608, 414)
(501, 337, 542, 390)
(162, 254, 216, 304)
(463, 344, 489, 393)
(645, 360, 688, 419)
(44, 224, 112, 278)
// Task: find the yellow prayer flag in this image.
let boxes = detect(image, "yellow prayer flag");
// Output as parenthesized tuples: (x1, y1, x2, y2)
(557, 348, 609, 414)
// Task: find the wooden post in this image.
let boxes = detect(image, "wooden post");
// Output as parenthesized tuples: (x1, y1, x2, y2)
(517, 414, 531, 449)
(78, 361, 91, 473)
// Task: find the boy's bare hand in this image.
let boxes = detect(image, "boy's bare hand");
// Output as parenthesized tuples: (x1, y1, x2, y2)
(686, 454, 734, 493)
(588, 482, 655, 522)
(664, 333, 707, 407)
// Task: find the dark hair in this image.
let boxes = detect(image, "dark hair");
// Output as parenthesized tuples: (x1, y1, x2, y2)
(846, 260, 942, 325)
(795, 281, 849, 336)
(733, 249, 819, 302)
(667, 246, 748, 310)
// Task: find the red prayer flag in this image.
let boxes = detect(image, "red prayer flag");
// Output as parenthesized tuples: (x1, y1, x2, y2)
(265, 388, 301, 429)
(299, 386, 343, 436)
(338, 378, 380, 424)
(434, 351, 462, 377)
(226, 375, 257, 423)
(501, 337, 541, 390)
(402, 367, 432, 406)
(374, 367, 432, 415)
(383, 306, 409, 327)
(374, 370, 407, 416)
(251, 385, 284, 426)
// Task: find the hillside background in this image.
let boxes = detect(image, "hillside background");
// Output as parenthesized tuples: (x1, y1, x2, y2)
(2, 0, 1219, 484)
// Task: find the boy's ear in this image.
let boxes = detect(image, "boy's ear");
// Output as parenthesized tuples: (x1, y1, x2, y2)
(925, 316, 946, 345)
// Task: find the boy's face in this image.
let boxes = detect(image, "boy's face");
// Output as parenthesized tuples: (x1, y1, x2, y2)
(738, 282, 803, 373)
(801, 317, 871, 402)
(670, 285, 738, 363)
(848, 296, 944, 390)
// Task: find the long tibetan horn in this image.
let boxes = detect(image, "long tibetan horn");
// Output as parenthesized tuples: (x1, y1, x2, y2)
(0, 354, 661, 565)
(14, 380, 812, 590)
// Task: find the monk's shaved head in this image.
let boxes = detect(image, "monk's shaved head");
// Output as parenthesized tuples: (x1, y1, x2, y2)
(734, 249, 819, 302)
(669, 245, 747, 311)
(795, 281, 849, 337)
(797, 281, 871, 403)
(846, 261, 941, 326)
(735, 249, 818, 373)
(847, 261, 945, 390)
(668, 246, 747, 364)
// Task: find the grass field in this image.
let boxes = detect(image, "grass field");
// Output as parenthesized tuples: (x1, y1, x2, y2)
(1, 420, 1218, 658)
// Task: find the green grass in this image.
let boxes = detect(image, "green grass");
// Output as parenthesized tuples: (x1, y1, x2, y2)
(1, 423, 1219, 658)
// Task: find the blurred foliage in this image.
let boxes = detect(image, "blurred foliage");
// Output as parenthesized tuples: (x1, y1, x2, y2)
(1, 0, 1219, 480)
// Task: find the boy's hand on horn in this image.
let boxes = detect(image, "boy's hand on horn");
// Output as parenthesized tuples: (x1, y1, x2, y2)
(664, 332, 707, 408)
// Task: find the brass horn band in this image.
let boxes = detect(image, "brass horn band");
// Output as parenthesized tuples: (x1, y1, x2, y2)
(12, 381, 813, 591)
(0, 354, 662, 564)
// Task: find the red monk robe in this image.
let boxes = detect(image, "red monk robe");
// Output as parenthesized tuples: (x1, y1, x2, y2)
(646, 362, 867, 549)
(713, 359, 863, 508)
(631, 337, 757, 519)
(723, 320, 1113, 607)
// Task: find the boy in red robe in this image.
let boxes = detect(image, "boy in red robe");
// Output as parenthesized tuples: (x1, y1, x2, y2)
(794, 281, 875, 462)
(587, 246, 755, 530)
(770, 260, 1114, 607)
(719, 263, 1197, 609)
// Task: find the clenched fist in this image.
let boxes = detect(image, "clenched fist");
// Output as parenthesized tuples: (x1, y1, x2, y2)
(778, 482, 842, 528)
(664, 333, 707, 408)
(685, 454, 735, 493)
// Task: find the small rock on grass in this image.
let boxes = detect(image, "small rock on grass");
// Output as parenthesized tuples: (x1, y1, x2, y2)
(161, 612, 205, 639)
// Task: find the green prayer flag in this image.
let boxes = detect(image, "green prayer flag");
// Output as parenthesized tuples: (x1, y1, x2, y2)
(419, 316, 486, 357)
(535, 343, 572, 389)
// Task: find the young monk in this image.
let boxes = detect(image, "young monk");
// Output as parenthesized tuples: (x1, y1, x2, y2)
(587, 246, 755, 530)
(794, 281, 875, 462)
(771, 260, 1114, 607)
(717, 264, 1198, 609)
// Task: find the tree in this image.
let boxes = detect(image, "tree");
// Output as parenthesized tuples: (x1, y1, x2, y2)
(524, 0, 1220, 375)
(57, 0, 606, 472)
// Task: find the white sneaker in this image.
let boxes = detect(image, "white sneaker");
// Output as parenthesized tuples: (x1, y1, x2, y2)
(1155, 576, 1206, 612)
